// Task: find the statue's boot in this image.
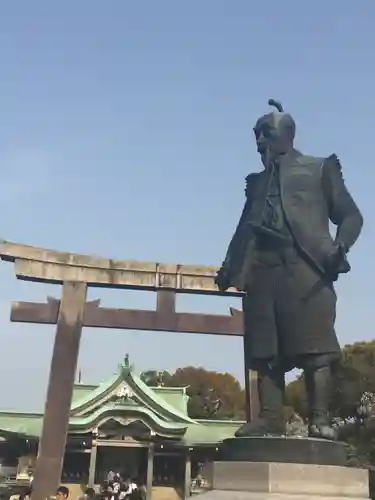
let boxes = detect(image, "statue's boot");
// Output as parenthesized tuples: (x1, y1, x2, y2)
(235, 368, 286, 437)
(305, 365, 337, 441)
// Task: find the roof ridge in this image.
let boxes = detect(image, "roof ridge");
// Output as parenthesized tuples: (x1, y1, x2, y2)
(128, 372, 197, 425)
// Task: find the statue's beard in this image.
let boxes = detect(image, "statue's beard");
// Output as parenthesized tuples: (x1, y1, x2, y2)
(258, 144, 276, 168)
(257, 141, 287, 168)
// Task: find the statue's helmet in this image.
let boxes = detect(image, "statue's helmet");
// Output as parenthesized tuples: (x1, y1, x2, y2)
(254, 99, 296, 157)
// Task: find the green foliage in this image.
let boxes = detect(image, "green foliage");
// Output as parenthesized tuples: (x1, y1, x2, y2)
(285, 340, 375, 467)
(337, 422, 375, 467)
(333, 341, 375, 420)
(169, 366, 245, 420)
(285, 341, 375, 421)
(141, 366, 245, 420)
(140, 370, 172, 386)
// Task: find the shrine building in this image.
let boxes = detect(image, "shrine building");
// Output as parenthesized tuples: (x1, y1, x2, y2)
(0, 360, 242, 500)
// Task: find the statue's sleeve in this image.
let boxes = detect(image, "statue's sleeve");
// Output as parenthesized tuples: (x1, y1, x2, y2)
(222, 174, 255, 268)
(322, 154, 363, 251)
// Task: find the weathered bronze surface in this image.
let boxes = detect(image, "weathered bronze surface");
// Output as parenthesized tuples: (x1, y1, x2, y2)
(216, 99, 364, 442)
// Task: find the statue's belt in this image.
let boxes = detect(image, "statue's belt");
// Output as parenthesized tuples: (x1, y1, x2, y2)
(250, 225, 333, 301)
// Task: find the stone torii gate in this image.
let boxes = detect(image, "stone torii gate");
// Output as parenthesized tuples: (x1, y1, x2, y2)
(0, 241, 259, 500)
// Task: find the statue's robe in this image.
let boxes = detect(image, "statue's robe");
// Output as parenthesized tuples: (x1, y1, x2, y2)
(222, 149, 363, 368)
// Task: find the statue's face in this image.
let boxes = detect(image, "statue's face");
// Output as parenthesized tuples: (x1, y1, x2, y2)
(253, 113, 292, 166)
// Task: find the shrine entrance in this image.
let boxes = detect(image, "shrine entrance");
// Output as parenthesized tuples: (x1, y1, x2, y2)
(94, 445, 147, 484)
(0, 241, 259, 500)
(153, 451, 185, 489)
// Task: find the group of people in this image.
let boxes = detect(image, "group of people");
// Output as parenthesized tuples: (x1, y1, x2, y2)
(8, 472, 146, 500)
(98, 472, 145, 500)
(55, 477, 145, 500)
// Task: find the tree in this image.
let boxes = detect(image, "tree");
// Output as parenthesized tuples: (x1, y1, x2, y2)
(285, 341, 375, 421)
(284, 341, 375, 468)
(169, 366, 245, 420)
(141, 366, 245, 420)
(332, 341, 375, 420)
(140, 370, 171, 387)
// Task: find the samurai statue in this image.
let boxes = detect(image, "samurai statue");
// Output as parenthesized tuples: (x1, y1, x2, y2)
(215, 100, 363, 440)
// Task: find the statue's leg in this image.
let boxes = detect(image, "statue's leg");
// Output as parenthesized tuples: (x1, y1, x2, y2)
(300, 354, 338, 441)
(238, 257, 287, 437)
(275, 253, 340, 441)
(235, 362, 286, 437)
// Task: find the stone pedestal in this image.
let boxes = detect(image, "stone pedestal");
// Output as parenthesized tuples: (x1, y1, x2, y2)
(196, 462, 370, 500)
(220, 436, 347, 466)
(194, 437, 370, 500)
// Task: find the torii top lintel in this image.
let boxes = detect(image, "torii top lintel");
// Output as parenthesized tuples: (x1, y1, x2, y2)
(0, 240, 242, 296)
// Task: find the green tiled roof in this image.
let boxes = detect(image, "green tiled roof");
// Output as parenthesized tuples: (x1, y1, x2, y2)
(71, 371, 123, 414)
(72, 383, 189, 415)
(127, 371, 196, 424)
(0, 362, 244, 446)
(149, 387, 189, 416)
(69, 402, 187, 437)
(70, 365, 196, 425)
(0, 412, 43, 437)
(71, 384, 97, 403)
(183, 420, 243, 445)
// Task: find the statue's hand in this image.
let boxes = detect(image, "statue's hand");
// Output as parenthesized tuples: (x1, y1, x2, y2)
(215, 266, 231, 292)
(324, 242, 350, 281)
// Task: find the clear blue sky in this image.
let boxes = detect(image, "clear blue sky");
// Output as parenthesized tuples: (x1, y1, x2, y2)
(0, 1, 373, 410)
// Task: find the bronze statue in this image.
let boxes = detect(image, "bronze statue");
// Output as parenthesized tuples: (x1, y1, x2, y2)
(216, 100, 363, 440)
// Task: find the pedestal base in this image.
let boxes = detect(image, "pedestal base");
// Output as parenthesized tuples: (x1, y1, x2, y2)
(196, 492, 367, 500)
(196, 462, 370, 500)
(220, 436, 346, 466)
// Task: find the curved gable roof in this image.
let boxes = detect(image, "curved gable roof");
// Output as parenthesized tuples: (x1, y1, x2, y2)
(69, 402, 187, 438)
(71, 363, 197, 426)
